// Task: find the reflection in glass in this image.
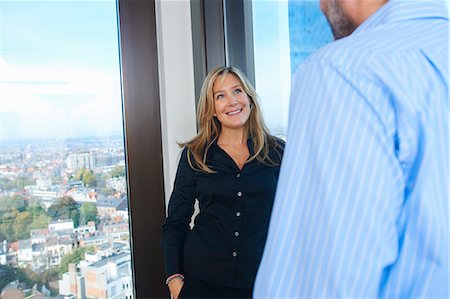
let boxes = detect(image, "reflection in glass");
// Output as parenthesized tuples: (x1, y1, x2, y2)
(288, 0, 333, 73)
(252, 0, 332, 137)
(0, 1, 134, 298)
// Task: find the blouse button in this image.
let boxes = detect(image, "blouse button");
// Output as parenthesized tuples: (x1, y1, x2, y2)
(237, 191, 242, 197)
(234, 231, 240, 237)
(236, 173, 241, 178)
(236, 211, 241, 217)
(232, 252, 238, 257)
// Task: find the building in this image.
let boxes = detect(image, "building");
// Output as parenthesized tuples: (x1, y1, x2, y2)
(29, 189, 60, 209)
(96, 198, 125, 220)
(68, 190, 96, 204)
(30, 229, 49, 244)
(92, 154, 123, 168)
(103, 222, 129, 242)
(85, 241, 130, 263)
(106, 177, 126, 194)
(80, 234, 108, 248)
(84, 252, 133, 299)
(36, 177, 52, 189)
(31, 242, 47, 271)
(17, 239, 32, 267)
(115, 199, 129, 222)
(49, 220, 74, 235)
(66, 154, 93, 171)
(74, 222, 96, 236)
(59, 253, 133, 299)
(59, 263, 86, 299)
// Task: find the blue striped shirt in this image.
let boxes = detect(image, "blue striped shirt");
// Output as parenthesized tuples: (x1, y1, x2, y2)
(254, 0, 449, 298)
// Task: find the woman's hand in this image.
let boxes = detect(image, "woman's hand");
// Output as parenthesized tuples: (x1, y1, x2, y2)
(168, 277, 184, 299)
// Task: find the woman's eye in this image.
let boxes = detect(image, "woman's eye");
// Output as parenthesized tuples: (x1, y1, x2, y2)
(234, 89, 242, 94)
(216, 94, 224, 100)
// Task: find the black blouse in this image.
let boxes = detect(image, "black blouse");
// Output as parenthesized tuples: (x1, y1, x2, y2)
(162, 137, 284, 289)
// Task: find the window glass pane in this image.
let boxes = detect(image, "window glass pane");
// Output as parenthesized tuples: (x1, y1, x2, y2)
(0, 1, 134, 298)
(252, 0, 333, 138)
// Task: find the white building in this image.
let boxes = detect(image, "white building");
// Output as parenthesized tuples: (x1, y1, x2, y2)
(69, 190, 97, 204)
(59, 263, 86, 299)
(84, 252, 133, 299)
(36, 177, 52, 189)
(46, 236, 61, 267)
(106, 177, 126, 193)
(81, 233, 108, 248)
(31, 242, 47, 271)
(49, 219, 74, 234)
(0, 241, 7, 265)
(59, 253, 133, 299)
(74, 222, 96, 236)
(103, 222, 130, 242)
(29, 189, 60, 209)
(66, 153, 93, 170)
(17, 239, 32, 267)
(30, 228, 49, 244)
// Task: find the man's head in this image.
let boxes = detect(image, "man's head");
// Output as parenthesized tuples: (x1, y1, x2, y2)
(320, 0, 389, 39)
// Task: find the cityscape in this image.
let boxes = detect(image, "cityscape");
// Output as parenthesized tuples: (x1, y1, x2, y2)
(0, 136, 133, 299)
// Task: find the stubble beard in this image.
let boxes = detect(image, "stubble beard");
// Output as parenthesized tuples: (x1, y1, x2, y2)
(323, 0, 358, 40)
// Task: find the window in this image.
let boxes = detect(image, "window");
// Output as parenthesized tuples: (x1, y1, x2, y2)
(0, 1, 134, 297)
(251, 0, 333, 137)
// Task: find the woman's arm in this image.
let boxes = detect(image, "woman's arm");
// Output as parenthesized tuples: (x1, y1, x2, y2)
(162, 148, 196, 292)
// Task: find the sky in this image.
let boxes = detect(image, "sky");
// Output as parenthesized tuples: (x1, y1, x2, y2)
(0, 0, 333, 141)
(0, 0, 123, 141)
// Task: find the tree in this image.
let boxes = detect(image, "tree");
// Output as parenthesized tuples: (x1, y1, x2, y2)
(110, 165, 125, 178)
(0, 209, 19, 241)
(79, 203, 99, 226)
(75, 168, 97, 187)
(59, 248, 85, 275)
(0, 178, 15, 191)
(14, 176, 35, 190)
(28, 213, 50, 231)
(0, 265, 32, 291)
(0, 195, 25, 213)
(101, 187, 115, 197)
(70, 209, 80, 228)
(13, 211, 33, 240)
(27, 202, 44, 216)
(0, 202, 49, 242)
(47, 196, 80, 227)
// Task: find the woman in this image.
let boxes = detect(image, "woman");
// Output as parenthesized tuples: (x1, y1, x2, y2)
(162, 66, 284, 298)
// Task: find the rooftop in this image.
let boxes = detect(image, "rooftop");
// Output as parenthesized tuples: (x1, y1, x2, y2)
(97, 197, 126, 208)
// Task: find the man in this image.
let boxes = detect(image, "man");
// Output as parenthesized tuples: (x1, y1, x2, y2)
(254, 0, 448, 297)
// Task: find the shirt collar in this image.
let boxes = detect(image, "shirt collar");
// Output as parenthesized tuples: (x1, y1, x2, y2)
(211, 136, 255, 155)
(353, 0, 449, 35)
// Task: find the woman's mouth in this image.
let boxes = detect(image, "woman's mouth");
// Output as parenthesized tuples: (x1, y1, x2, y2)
(226, 109, 242, 116)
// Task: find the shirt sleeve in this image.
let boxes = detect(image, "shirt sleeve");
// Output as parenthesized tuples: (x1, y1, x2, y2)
(162, 148, 196, 277)
(254, 58, 405, 297)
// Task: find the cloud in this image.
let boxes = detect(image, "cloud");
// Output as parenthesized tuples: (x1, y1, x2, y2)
(0, 57, 123, 140)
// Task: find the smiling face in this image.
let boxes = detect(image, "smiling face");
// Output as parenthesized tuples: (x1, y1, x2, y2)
(213, 73, 252, 133)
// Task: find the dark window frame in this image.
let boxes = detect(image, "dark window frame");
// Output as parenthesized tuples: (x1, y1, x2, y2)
(191, 0, 255, 102)
(117, 0, 167, 297)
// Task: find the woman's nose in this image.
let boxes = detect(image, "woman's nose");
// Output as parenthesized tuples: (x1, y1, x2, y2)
(228, 95, 238, 105)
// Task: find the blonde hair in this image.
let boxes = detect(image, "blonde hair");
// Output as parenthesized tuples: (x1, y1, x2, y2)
(180, 66, 282, 173)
